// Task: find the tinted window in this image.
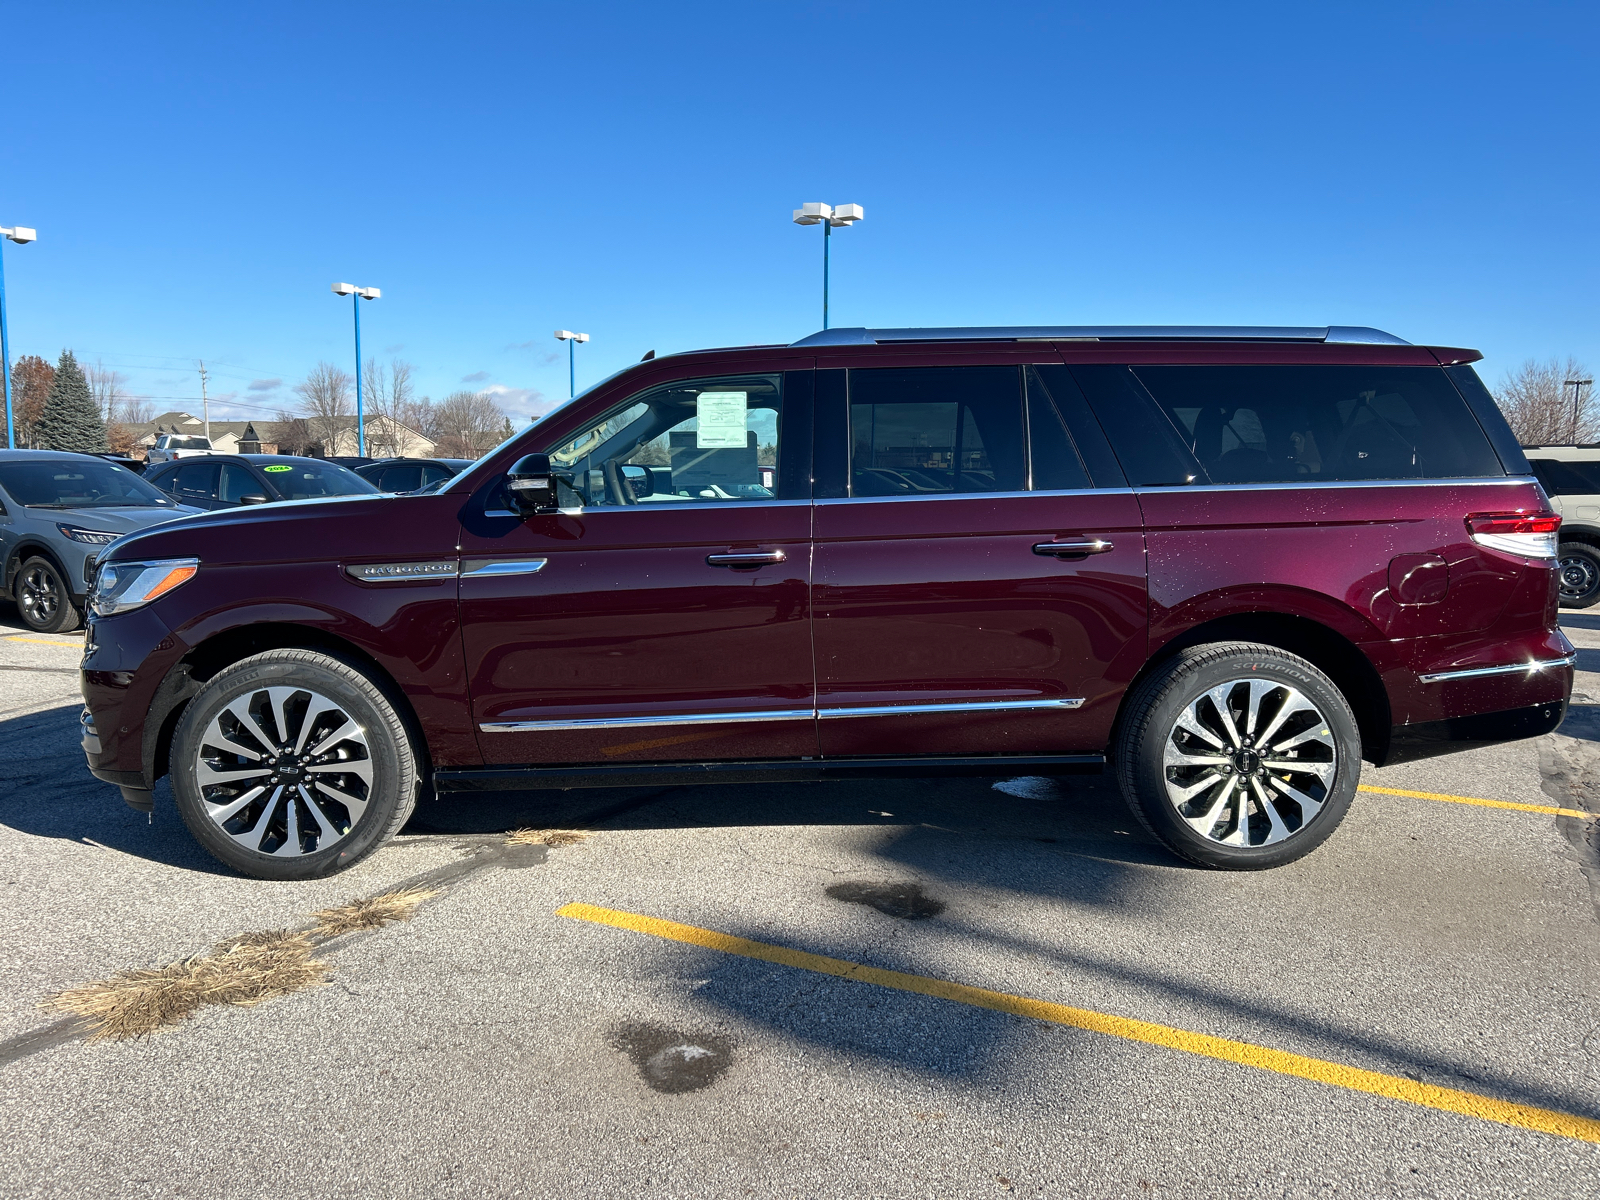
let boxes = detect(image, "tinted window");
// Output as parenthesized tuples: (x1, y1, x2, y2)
(219, 464, 264, 505)
(545, 374, 789, 506)
(260, 461, 379, 501)
(0, 459, 177, 509)
(377, 465, 423, 492)
(1132, 366, 1505, 484)
(848, 366, 1024, 496)
(1072, 365, 1202, 487)
(420, 465, 456, 485)
(170, 462, 219, 501)
(1026, 366, 1125, 489)
(1444, 364, 1530, 475)
(1528, 458, 1600, 497)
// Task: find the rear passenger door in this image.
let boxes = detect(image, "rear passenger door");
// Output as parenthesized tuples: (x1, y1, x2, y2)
(164, 461, 221, 510)
(811, 361, 1148, 758)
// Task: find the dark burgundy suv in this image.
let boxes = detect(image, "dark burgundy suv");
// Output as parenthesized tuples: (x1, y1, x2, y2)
(79, 326, 1574, 880)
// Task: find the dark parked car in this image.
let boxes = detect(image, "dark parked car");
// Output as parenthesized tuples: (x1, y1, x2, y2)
(142, 454, 379, 510)
(353, 457, 473, 494)
(80, 325, 1572, 880)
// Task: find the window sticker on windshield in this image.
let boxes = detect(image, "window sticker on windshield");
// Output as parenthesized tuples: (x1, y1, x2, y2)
(696, 392, 748, 449)
(263, 464, 293, 472)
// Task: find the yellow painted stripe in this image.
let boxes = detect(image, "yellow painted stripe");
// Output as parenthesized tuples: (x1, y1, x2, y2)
(3, 635, 81, 649)
(1360, 784, 1590, 822)
(558, 901, 1600, 1145)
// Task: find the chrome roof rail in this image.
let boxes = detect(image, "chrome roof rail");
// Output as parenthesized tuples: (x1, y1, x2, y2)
(790, 325, 1411, 347)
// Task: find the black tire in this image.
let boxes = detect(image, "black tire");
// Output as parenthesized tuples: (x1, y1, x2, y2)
(16, 555, 82, 633)
(1557, 543, 1600, 609)
(170, 649, 418, 880)
(1114, 642, 1360, 870)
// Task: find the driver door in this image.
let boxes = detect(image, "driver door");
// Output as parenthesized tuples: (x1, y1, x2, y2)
(458, 368, 816, 766)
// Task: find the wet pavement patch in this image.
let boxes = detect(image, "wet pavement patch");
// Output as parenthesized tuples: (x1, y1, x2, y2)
(825, 880, 945, 920)
(611, 1022, 734, 1094)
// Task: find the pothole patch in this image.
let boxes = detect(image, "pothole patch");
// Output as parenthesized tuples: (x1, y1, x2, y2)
(611, 1022, 733, 1094)
(825, 880, 945, 920)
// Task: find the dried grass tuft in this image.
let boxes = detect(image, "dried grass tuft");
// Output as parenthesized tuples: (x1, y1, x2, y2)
(311, 886, 443, 938)
(45, 931, 327, 1041)
(506, 828, 590, 848)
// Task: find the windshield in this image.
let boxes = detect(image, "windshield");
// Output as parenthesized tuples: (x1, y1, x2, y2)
(261, 460, 381, 500)
(0, 459, 175, 509)
(163, 436, 211, 450)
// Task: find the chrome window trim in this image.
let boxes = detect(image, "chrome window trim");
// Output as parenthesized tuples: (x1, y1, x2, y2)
(1418, 655, 1576, 684)
(818, 697, 1084, 718)
(480, 709, 815, 733)
(1133, 476, 1532, 495)
(486, 499, 811, 519)
(461, 558, 549, 577)
(816, 488, 1135, 506)
(480, 695, 1085, 733)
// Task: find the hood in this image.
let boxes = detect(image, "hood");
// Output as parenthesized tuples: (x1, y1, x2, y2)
(106, 493, 398, 566)
(40, 504, 203, 534)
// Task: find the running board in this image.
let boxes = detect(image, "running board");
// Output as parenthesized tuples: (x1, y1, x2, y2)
(432, 754, 1106, 793)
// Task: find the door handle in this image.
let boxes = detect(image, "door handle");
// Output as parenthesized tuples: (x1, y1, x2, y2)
(1033, 538, 1114, 559)
(706, 550, 787, 568)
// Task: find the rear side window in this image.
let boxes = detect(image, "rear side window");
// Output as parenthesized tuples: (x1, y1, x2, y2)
(377, 465, 423, 492)
(1132, 365, 1505, 484)
(170, 462, 219, 500)
(848, 366, 1024, 496)
(1529, 458, 1600, 497)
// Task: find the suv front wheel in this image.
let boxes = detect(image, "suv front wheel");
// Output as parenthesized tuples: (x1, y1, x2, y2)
(170, 649, 419, 880)
(16, 556, 82, 633)
(1557, 543, 1600, 609)
(1115, 642, 1360, 869)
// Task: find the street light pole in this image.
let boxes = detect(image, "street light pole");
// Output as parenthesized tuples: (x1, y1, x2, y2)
(792, 203, 863, 330)
(554, 330, 590, 398)
(332, 283, 381, 456)
(1567, 378, 1595, 442)
(0, 224, 38, 450)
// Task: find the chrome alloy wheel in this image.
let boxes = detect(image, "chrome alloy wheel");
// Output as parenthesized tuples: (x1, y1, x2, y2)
(1559, 552, 1600, 604)
(18, 562, 62, 628)
(1162, 679, 1337, 848)
(195, 686, 373, 857)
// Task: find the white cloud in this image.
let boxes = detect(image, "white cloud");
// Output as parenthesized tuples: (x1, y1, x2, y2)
(482, 383, 562, 422)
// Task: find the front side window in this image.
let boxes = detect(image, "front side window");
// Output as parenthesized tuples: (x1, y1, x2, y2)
(543, 374, 786, 507)
(1131, 365, 1505, 484)
(848, 366, 1024, 496)
(219, 464, 264, 505)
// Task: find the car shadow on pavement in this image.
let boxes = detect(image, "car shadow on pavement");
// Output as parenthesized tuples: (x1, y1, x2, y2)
(0, 701, 234, 875)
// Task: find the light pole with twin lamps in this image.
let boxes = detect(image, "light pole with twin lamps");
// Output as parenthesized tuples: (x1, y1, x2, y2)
(792, 203, 862, 330)
(332, 282, 381, 455)
(0, 224, 38, 449)
(555, 330, 589, 398)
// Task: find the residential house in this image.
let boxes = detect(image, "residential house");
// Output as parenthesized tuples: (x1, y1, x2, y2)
(126, 411, 275, 459)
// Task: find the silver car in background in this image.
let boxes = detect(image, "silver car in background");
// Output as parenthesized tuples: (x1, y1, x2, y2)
(0, 450, 200, 633)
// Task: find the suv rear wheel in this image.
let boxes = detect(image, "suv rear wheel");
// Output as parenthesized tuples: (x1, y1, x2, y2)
(1115, 642, 1360, 869)
(1557, 543, 1600, 609)
(16, 555, 81, 633)
(170, 649, 418, 880)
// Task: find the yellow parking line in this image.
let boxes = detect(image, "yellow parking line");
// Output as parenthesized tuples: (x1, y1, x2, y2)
(3, 635, 81, 649)
(1359, 784, 1590, 821)
(557, 901, 1600, 1145)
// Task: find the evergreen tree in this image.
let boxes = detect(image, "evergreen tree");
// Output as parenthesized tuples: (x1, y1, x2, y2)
(35, 351, 108, 453)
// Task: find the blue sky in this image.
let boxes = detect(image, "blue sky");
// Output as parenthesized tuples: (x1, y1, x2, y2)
(1, 1, 1595, 428)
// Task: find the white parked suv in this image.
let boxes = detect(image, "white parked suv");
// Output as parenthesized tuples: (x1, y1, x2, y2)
(146, 434, 216, 465)
(1524, 444, 1600, 608)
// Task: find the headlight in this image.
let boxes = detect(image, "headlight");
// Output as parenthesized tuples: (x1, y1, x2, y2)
(57, 524, 120, 546)
(91, 558, 200, 616)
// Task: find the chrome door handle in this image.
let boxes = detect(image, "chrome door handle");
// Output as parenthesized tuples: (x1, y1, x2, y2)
(1033, 538, 1114, 558)
(706, 550, 787, 568)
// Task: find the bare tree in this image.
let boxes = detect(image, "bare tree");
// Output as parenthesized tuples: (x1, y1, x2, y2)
(86, 360, 130, 423)
(361, 357, 418, 456)
(117, 396, 154, 426)
(1494, 357, 1597, 445)
(269, 411, 318, 456)
(11, 355, 54, 448)
(432, 390, 507, 458)
(293, 362, 354, 454)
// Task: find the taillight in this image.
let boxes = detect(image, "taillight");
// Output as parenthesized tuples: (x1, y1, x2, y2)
(1466, 512, 1561, 559)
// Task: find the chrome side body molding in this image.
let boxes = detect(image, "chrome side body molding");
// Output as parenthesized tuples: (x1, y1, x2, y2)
(1418, 655, 1577, 684)
(480, 695, 1085, 733)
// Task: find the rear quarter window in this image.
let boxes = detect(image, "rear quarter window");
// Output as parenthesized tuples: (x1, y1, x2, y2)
(1128, 365, 1505, 485)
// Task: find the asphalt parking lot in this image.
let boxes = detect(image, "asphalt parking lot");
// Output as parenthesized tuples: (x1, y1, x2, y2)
(2, 609, 1598, 1198)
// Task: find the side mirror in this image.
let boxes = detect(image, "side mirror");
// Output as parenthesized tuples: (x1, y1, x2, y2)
(506, 454, 559, 516)
(239, 494, 270, 506)
(620, 464, 654, 499)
